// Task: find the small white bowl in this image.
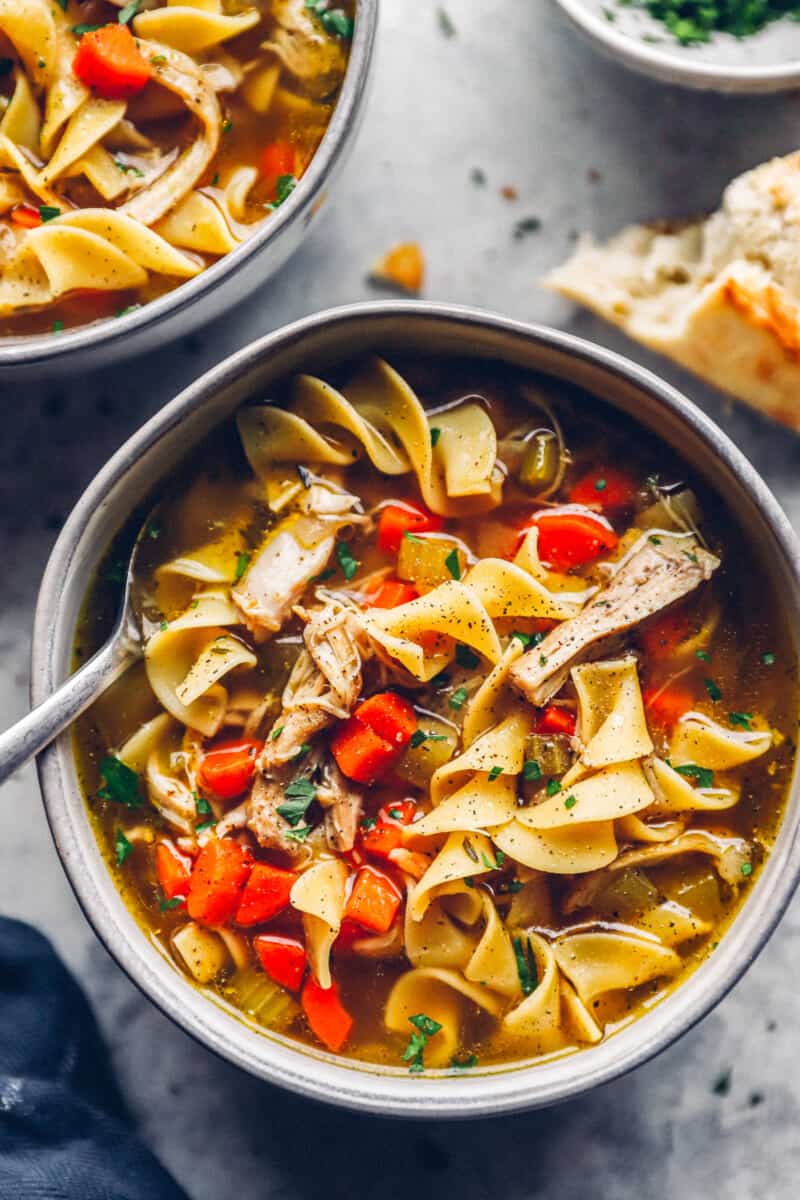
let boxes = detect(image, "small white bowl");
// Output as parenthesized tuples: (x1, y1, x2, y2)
(556, 0, 800, 92)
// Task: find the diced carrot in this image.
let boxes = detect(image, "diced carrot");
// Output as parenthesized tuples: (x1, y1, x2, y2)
(359, 800, 416, 860)
(73, 25, 151, 100)
(253, 934, 307, 991)
(639, 603, 693, 660)
(187, 838, 252, 926)
(377, 502, 444, 555)
(371, 243, 425, 293)
(537, 706, 577, 737)
(364, 578, 419, 609)
(569, 467, 638, 514)
(235, 862, 297, 927)
(199, 738, 263, 801)
(301, 976, 353, 1053)
(11, 205, 42, 229)
(355, 692, 417, 749)
(524, 509, 618, 572)
(155, 840, 192, 901)
(330, 717, 396, 785)
(344, 866, 402, 934)
(643, 685, 695, 730)
(259, 140, 296, 197)
(334, 917, 365, 951)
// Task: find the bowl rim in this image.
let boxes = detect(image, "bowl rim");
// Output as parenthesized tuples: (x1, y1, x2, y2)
(0, 0, 378, 369)
(32, 300, 800, 1117)
(555, 0, 800, 93)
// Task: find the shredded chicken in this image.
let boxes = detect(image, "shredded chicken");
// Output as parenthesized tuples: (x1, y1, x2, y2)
(244, 771, 311, 863)
(267, 0, 348, 99)
(146, 754, 197, 835)
(261, 601, 367, 769)
(317, 757, 363, 853)
(510, 537, 719, 706)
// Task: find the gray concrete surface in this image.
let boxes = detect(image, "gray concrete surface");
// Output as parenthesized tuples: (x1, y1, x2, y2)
(1, 2, 799, 1196)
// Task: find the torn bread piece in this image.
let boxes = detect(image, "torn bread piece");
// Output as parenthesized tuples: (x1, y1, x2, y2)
(546, 151, 800, 429)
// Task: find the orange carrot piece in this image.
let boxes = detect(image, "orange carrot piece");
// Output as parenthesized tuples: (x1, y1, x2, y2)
(155, 840, 192, 901)
(199, 737, 262, 801)
(187, 838, 252, 926)
(301, 976, 353, 1053)
(235, 862, 297, 927)
(330, 717, 396, 785)
(344, 866, 402, 934)
(254, 935, 307, 991)
(377, 502, 443, 555)
(355, 692, 417, 749)
(73, 25, 151, 100)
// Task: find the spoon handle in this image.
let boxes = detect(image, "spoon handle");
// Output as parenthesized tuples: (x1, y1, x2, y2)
(0, 637, 137, 786)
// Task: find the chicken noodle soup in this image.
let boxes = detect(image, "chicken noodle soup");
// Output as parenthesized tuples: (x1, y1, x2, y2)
(74, 355, 796, 1071)
(0, 0, 353, 335)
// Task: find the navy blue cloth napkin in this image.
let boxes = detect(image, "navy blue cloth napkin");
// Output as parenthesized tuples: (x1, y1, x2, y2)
(0, 918, 188, 1200)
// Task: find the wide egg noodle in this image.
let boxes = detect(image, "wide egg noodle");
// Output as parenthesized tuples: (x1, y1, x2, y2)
(465, 557, 585, 622)
(553, 931, 682, 1005)
(461, 636, 525, 747)
(404, 895, 477, 971)
(670, 711, 773, 771)
(646, 756, 738, 813)
(384, 967, 504, 1067)
(464, 893, 520, 998)
(429, 710, 532, 806)
(572, 658, 653, 768)
(517, 760, 654, 830)
(406, 774, 519, 840)
(493, 819, 618, 875)
(1, 69, 40, 152)
(133, 1, 261, 56)
(290, 859, 348, 989)
(407, 831, 498, 921)
(119, 711, 196, 835)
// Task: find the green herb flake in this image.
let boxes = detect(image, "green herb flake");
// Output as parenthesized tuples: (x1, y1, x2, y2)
(539, 653, 548, 668)
(402, 1012, 443, 1073)
(450, 1054, 477, 1070)
(388, 807, 404, 820)
(430, 426, 441, 447)
(523, 759, 542, 782)
(336, 541, 359, 581)
(448, 686, 468, 711)
(470, 167, 487, 187)
(159, 620, 168, 632)
(115, 304, 141, 318)
(741, 862, 753, 877)
(594, 478, 607, 492)
(564, 794, 577, 810)
(712, 1068, 732, 1097)
(114, 159, 144, 177)
(313, 567, 337, 583)
(222, 118, 233, 134)
(271, 726, 284, 741)
(455, 644, 479, 670)
(437, 6, 456, 36)
(195, 795, 212, 817)
(292, 742, 311, 762)
(762, 652, 776, 666)
(704, 677, 722, 702)
(52, 320, 64, 334)
(512, 935, 539, 996)
(696, 649, 711, 662)
(115, 828, 133, 866)
(409, 729, 449, 749)
(513, 216, 542, 240)
(159, 894, 183, 912)
(98, 756, 144, 808)
(277, 776, 317, 826)
(360, 816, 377, 831)
(545, 779, 561, 796)
(320, 8, 354, 37)
(285, 825, 312, 843)
(118, 0, 142, 24)
(71, 23, 103, 35)
(487, 766, 503, 782)
(648, 535, 662, 545)
(403, 530, 423, 544)
(480, 850, 502, 871)
(39, 205, 60, 222)
(269, 173, 297, 209)
(195, 819, 216, 833)
(728, 711, 753, 730)
(445, 548, 461, 580)
(234, 551, 251, 582)
(674, 763, 714, 789)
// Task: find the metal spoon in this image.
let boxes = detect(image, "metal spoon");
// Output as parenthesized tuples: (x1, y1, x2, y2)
(0, 512, 156, 785)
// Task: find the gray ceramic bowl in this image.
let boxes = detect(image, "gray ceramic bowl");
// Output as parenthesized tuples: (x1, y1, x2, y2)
(0, 2, 377, 378)
(556, 0, 800, 93)
(32, 302, 800, 1117)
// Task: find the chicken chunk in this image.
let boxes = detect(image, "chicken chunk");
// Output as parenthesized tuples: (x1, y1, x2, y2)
(261, 601, 367, 769)
(245, 771, 311, 863)
(510, 536, 719, 706)
(317, 757, 364, 853)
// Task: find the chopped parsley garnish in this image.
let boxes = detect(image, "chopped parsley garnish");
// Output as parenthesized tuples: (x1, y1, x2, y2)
(297, 464, 313, 487)
(409, 729, 449, 749)
(455, 644, 479, 670)
(52, 320, 64, 334)
(234, 552, 251, 581)
(147, 521, 161, 540)
(496, 878, 524, 894)
(741, 862, 753, 877)
(488, 766, 503, 781)
(648, 535, 662, 545)
(512, 630, 544, 649)
(674, 763, 714, 788)
(159, 620, 168, 632)
(594, 478, 607, 492)
(545, 779, 561, 796)
(313, 567, 337, 583)
(430, 427, 441, 447)
(448, 686, 468, 710)
(696, 649, 711, 662)
(539, 653, 548, 667)
(222, 119, 233, 134)
(437, 6, 457, 36)
(159, 894, 183, 912)
(277, 776, 317, 826)
(403, 530, 423, 544)
(98, 756, 144, 808)
(704, 677, 722, 702)
(523, 759, 542, 782)
(115, 304, 141, 318)
(39, 205, 60, 222)
(114, 160, 144, 177)
(450, 1054, 477, 1070)
(712, 1068, 732, 1096)
(480, 849, 504, 870)
(445, 548, 461, 580)
(470, 167, 487, 186)
(269, 173, 296, 208)
(285, 825, 312, 843)
(195, 819, 216, 833)
(195, 795, 212, 817)
(728, 712, 753, 730)
(304, 1, 354, 37)
(115, 829, 133, 866)
(292, 743, 311, 762)
(388, 808, 404, 820)
(71, 23, 103, 35)
(513, 215, 542, 240)
(762, 652, 776, 666)
(512, 935, 539, 996)
(118, 0, 142, 24)
(336, 541, 359, 581)
(271, 726, 284, 740)
(360, 816, 377, 831)
(684, 550, 699, 564)
(402, 1013, 443, 1073)
(564, 794, 577, 810)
